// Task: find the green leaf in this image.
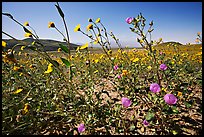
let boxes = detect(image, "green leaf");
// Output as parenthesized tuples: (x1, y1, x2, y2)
(145, 112, 155, 121)
(129, 124, 135, 131)
(184, 101, 192, 108)
(61, 58, 71, 67)
(59, 44, 69, 53)
(171, 106, 179, 113)
(55, 5, 64, 18)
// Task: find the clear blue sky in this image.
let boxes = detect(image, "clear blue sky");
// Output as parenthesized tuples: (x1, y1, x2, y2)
(2, 2, 202, 47)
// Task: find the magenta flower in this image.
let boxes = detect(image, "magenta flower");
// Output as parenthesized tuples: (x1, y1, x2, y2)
(117, 74, 122, 79)
(78, 123, 85, 133)
(150, 83, 161, 93)
(164, 94, 178, 105)
(114, 65, 119, 70)
(126, 17, 133, 24)
(159, 64, 168, 71)
(143, 119, 149, 126)
(121, 97, 132, 108)
(159, 52, 163, 55)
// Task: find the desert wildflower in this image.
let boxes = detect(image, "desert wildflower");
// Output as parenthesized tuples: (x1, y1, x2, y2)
(177, 92, 182, 97)
(13, 66, 20, 71)
(121, 97, 132, 108)
(164, 94, 177, 105)
(122, 70, 128, 76)
(20, 46, 26, 51)
(58, 48, 62, 52)
(93, 37, 100, 44)
(150, 83, 161, 93)
(2, 41, 6, 47)
(78, 123, 85, 133)
(24, 21, 29, 26)
(117, 74, 122, 79)
(22, 103, 30, 115)
(94, 70, 99, 73)
(147, 66, 152, 70)
(132, 58, 139, 62)
(13, 88, 23, 94)
(126, 17, 133, 24)
(80, 43, 88, 50)
(86, 24, 93, 31)
(143, 120, 149, 126)
(95, 18, 100, 23)
(74, 24, 81, 32)
(44, 63, 53, 73)
(24, 32, 32, 38)
(94, 59, 99, 63)
(113, 65, 119, 70)
(108, 50, 112, 55)
(48, 22, 55, 28)
(197, 32, 201, 36)
(159, 64, 168, 71)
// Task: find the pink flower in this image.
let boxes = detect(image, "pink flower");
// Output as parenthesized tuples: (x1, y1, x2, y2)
(143, 119, 149, 126)
(78, 123, 85, 133)
(126, 17, 133, 24)
(159, 52, 163, 55)
(117, 74, 121, 79)
(164, 94, 177, 105)
(121, 97, 132, 108)
(150, 83, 161, 93)
(159, 64, 167, 71)
(114, 65, 119, 70)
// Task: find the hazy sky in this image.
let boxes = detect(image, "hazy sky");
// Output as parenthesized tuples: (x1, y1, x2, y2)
(2, 2, 202, 47)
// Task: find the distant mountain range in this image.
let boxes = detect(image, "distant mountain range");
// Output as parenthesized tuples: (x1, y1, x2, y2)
(2, 38, 81, 51)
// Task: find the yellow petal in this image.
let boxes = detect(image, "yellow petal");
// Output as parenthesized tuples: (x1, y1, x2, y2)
(2, 41, 7, 47)
(44, 63, 53, 73)
(80, 43, 88, 50)
(13, 88, 23, 94)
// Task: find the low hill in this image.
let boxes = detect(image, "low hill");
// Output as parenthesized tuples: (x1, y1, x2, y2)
(2, 38, 81, 51)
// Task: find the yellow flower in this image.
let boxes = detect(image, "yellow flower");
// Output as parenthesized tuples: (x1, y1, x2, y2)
(48, 22, 55, 28)
(100, 54, 104, 59)
(86, 24, 93, 31)
(19, 73, 23, 76)
(171, 61, 175, 65)
(132, 58, 139, 62)
(94, 59, 99, 63)
(147, 66, 152, 70)
(95, 18, 100, 23)
(122, 70, 128, 76)
(197, 32, 201, 36)
(74, 24, 81, 32)
(24, 21, 29, 26)
(161, 88, 167, 92)
(24, 32, 32, 38)
(18, 52, 21, 56)
(20, 46, 25, 50)
(2, 41, 6, 47)
(22, 103, 30, 115)
(80, 43, 88, 50)
(13, 66, 20, 71)
(94, 70, 99, 73)
(58, 48, 62, 52)
(44, 63, 53, 73)
(177, 92, 182, 97)
(13, 88, 23, 94)
(200, 47, 202, 50)
(108, 50, 112, 55)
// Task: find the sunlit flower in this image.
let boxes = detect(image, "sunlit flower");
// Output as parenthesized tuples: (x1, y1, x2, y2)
(95, 18, 100, 23)
(113, 65, 119, 70)
(197, 32, 201, 36)
(177, 92, 182, 97)
(24, 21, 29, 26)
(86, 24, 93, 31)
(126, 17, 133, 24)
(24, 32, 32, 38)
(150, 83, 161, 93)
(22, 103, 30, 115)
(122, 70, 128, 76)
(121, 97, 132, 108)
(132, 58, 139, 62)
(164, 94, 177, 105)
(13, 66, 20, 71)
(20, 46, 25, 51)
(94, 70, 99, 73)
(2, 41, 6, 47)
(13, 88, 23, 94)
(58, 48, 62, 52)
(74, 24, 81, 32)
(147, 66, 152, 70)
(159, 64, 168, 71)
(93, 37, 100, 44)
(108, 50, 112, 55)
(117, 74, 122, 79)
(80, 43, 88, 50)
(162, 87, 167, 92)
(48, 22, 55, 28)
(44, 63, 53, 73)
(78, 123, 85, 133)
(143, 119, 149, 126)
